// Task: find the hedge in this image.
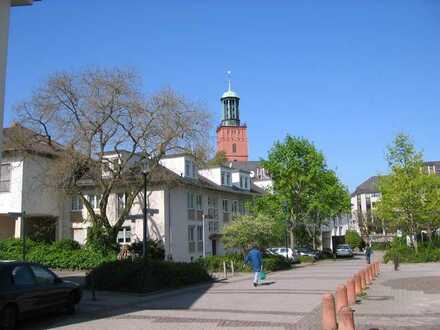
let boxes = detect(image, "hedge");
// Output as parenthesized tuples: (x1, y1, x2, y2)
(298, 255, 315, 263)
(0, 239, 116, 270)
(383, 237, 440, 263)
(197, 254, 291, 273)
(86, 259, 212, 293)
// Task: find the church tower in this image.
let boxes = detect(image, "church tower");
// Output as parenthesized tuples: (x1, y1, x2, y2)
(216, 74, 249, 161)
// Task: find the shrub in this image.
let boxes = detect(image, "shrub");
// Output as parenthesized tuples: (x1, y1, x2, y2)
(345, 230, 362, 250)
(298, 255, 315, 263)
(197, 254, 291, 273)
(383, 237, 440, 263)
(371, 242, 389, 251)
(129, 240, 165, 260)
(86, 259, 211, 292)
(52, 239, 81, 251)
(0, 239, 116, 270)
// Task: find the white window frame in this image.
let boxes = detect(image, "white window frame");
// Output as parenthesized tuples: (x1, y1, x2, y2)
(117, 226, 132, 244)
(188, 225, 196, 253)
(226, 172, 231, 186)
(232, 200, 239, 215)
(187, 191, 195, 210)
(185, 160, 192, 178)
(71, 196, 83, 212)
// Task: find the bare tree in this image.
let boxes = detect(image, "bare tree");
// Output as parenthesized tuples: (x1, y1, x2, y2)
(16, 68, 211, 246)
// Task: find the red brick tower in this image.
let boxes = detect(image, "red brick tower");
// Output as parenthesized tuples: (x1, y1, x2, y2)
(216, 79, 248, 161)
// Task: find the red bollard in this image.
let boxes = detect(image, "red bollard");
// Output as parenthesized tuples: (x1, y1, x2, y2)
(338, 306, 356, 330)
(321, 293, 337, 330)
(360, 270, 367, 290)
(335, 284, 348, 314)
(346, 278, 356, 305)
(354, 274, 362, 295)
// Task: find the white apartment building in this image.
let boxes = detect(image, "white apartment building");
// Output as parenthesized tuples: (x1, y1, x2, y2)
(0, 124, 66, 241)
(0, 125, 262, 261)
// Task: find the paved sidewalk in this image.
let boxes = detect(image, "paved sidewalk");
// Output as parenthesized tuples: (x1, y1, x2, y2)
(21, 257, 368, 330)
(355, 262, 440, 330)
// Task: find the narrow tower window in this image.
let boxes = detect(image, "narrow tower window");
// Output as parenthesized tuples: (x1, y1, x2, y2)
(232, 143, 237, 153)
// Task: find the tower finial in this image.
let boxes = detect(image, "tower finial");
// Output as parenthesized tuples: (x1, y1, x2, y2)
(227, 70, 232, 91)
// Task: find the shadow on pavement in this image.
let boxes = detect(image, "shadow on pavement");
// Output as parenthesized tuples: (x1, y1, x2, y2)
(259, 281, 276, 286)
(18, 280, 215, 330)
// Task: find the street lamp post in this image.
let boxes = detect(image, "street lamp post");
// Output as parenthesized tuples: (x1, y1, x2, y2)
(142, 164, 149, 258)
(202, 213, 206, 258)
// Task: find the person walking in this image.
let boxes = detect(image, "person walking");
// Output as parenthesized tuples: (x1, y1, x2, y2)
(245, 246, 263, 287)
(365, 244, 372, 264)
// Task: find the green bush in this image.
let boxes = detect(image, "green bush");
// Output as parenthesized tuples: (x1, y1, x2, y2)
(129, 240, 165, 260)
(345, 230, 362, 250)
(371, 242, 389, 251)
(0, 239, 116, 270)
(197, 254, 291, 273)
(383, 237, 440, 263)
(86, 259, 212, 293)
(298, 255, 315, 263)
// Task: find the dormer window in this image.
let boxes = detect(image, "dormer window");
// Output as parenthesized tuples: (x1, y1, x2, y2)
(226, 172, 231, 185)
(185, 160, 191, 177)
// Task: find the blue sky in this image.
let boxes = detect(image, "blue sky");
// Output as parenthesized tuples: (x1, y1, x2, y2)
(4, 1, 440, 191)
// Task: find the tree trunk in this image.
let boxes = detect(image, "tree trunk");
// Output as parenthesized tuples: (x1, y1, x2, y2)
(427, 224, 432, 242)
(290, 229, 296, 249)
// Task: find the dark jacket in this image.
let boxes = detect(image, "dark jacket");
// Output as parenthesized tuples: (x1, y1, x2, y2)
(245, 248, 263, 272)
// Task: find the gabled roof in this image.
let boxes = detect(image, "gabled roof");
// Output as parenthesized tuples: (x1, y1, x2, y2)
(351, 176, 381, 197)
(3, 124, 64, 158)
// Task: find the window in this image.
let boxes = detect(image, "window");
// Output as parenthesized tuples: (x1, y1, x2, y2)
(232, 200, 239, 215)
(245, 177, 249, 189)
(239, 200, 245, 215)
(221, 171, 226, 185)
(71, 196, 83, 212)
(30, 265, 56, 285)
(226, 172, 231, 186)
(192, 163, 197, 178)
(240, 176, 244, 188)
(187, 191, 195, 209)
(208, 221, 219, 233)
(197, 225, 203, 252)
(188, 225, 195, 253)
(0, 164, 11, 192)
(117, 226, 132, 244)
(87, 194, 101, 209)
(207, 196, 218, 219)
(232, 143, 237, 153)
(223, 199, 230, 223)
(12, 266, 34, 286)
(196, 194, 202, 210)
(185, 160, 191, 177)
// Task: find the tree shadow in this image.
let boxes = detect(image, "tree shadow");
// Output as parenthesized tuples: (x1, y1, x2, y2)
(259, 281, 276, 286)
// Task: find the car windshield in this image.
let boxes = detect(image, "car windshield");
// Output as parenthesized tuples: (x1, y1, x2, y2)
(337, 245, 350, 249)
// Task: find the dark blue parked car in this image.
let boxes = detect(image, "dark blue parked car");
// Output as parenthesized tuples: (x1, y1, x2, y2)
(0, 261, 82, 330)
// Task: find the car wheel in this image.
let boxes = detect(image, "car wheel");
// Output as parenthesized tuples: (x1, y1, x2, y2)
(1, 305, 17, 330)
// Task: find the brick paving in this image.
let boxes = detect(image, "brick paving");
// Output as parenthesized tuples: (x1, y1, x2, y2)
(20, 256, 440, 330)
(355, 261, 440, 330)
(20, 257, 367, 330)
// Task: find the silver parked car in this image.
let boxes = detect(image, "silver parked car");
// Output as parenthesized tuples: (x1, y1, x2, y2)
(268, 247, 300, 263)
(335, 244, 353, 258)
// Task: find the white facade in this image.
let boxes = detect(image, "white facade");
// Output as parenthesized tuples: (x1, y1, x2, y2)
(0, 153, 64, 240)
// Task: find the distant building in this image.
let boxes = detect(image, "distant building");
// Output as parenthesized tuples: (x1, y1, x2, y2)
(351, 162, 440, 239)
(0, 0, 40, 160)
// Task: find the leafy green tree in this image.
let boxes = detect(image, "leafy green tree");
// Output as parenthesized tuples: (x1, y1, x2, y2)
(207, 151, 228, 166)
(222, 214, 281, 253)
(345, 230, 362, 250)
(376, 133, 440, 253)
(262, 135, 350, 248)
